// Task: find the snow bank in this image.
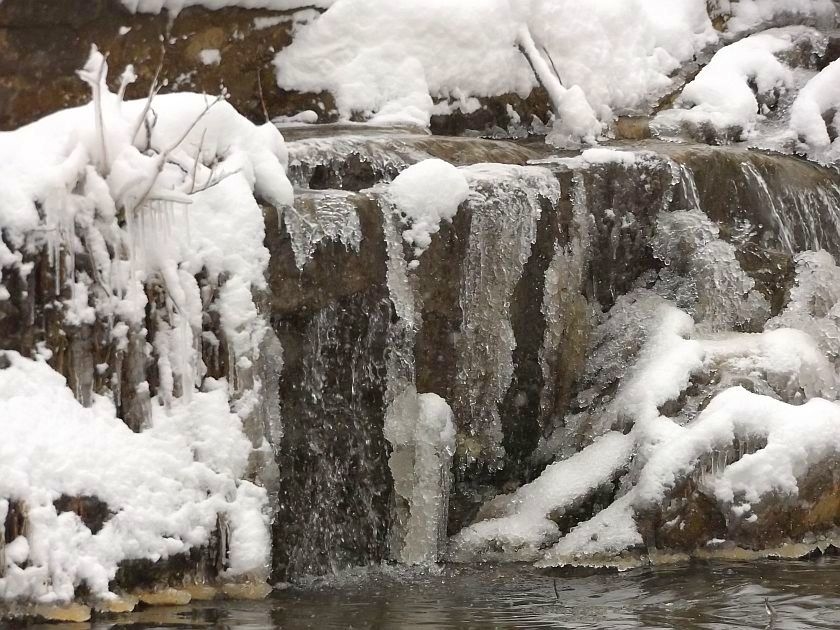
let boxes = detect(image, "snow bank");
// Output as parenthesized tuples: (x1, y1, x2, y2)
(0, 48, 291, 601)
(0, 353, 268, 603)
(652, 27, 811, 141)
(387, 158, 469, 268)
(789, 59, 840, 161)
(274, 0, 717, 138)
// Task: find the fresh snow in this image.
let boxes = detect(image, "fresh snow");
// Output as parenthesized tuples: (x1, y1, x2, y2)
(198, 48, 222, 65)
(387, 158, 469, 268)
(0, 353, 268, 602)
(274, 0, 717, 139)
(790, 59, 840, 161)
(0, 47, 292, 601)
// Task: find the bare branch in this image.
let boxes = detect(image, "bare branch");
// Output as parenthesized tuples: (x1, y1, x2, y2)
(188, 128, 207, 194)
(128, 93, 224, 215)
(541, 46, 564, 87)
(130, 43, 166, 147)
(256, 68, 270, 124)
(190, 168, 241, 195)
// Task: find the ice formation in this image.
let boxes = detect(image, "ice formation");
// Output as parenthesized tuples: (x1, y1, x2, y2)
(385, 387, 456, 565)
(454, 164, 560, 464)
(0, 47, 292, 602)
(283, 190, 362, 270)
(452, 200, 840, 568)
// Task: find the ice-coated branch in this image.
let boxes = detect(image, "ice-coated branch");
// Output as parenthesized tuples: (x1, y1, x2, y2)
(127, 92, 225, 215)
(117, 64, 138, 104)
(77, 45, 111, 174)
(516, 26, 602, 145)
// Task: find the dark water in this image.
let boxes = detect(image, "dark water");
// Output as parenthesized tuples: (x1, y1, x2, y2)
(21, 560, 840, 629)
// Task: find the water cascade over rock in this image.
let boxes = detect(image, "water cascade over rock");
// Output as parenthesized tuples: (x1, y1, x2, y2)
(5, 0, 840, 620)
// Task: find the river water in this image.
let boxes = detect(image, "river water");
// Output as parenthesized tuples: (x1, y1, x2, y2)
(18, 559, 840, 630)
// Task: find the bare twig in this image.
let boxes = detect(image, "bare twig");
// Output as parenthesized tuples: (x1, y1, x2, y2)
(541, 46, 565, 87)
(128, 93, 224, 215)
(190, 168, 241, 195)
(256, 68, 270, 124)
(130, 43, 167, 147)
(188, 128, 207, 194)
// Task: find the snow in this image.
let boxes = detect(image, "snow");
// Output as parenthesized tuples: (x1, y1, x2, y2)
(0, 353, 267, 603)
(274, 0, 717, 136)
(387, 159, 469, 268)
(789, 59, 840, 161)
(449, 432, 634, 561)
(198, 48, 222, 66)
(652, 28, 808, 140)
(0, 47, 290, 601)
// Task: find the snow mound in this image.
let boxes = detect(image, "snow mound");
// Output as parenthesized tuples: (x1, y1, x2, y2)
(0, 353, 268, 603)
(789, 59, 840, 161)
(387, 159, 469, 268)
(274, 0, 717, 138)
(652, 27, 814, 142)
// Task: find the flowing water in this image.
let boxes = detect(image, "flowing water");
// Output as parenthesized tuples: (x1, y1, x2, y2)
(17, 559, 840, 629)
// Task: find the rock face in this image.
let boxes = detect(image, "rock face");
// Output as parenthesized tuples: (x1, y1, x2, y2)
(267, 129, 840, 577)
(0, 0, 332, 129)
(0, 0, 551, 133)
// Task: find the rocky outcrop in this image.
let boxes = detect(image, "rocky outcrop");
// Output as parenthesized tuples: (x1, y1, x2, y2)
(267, 129, 840, 577)
(0, 0, 551, 134)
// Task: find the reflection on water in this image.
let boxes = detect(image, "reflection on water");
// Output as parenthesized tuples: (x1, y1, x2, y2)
(12, 559, 840, 630)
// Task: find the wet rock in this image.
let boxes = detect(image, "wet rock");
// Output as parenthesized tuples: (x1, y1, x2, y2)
(54, 495, 111, 534)
(0, 0, 335, 129)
